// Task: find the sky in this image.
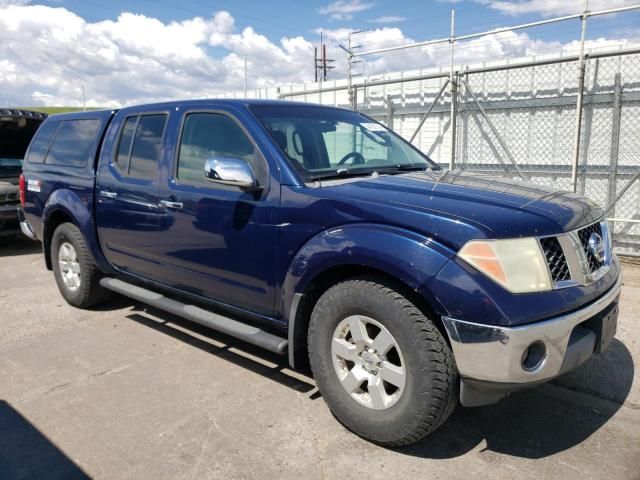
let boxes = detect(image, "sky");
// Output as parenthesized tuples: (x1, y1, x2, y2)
(1, 0, 639, 107)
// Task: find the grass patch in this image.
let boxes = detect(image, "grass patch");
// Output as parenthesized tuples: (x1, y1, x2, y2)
(14, 107, 102, 115)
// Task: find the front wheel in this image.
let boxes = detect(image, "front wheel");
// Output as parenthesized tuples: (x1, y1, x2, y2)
(308, 277, 458, 447)
(51, 222, 109, 308)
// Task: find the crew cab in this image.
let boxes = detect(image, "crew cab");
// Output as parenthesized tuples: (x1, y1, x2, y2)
(19, 100, 621, 446)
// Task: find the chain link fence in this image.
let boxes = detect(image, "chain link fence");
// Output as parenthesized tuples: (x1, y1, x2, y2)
(238, 48, 640, 254)
(348, 50, 640, 254)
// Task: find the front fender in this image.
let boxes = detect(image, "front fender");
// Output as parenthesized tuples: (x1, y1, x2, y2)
(43, 189, 113, 273)
(281, 223, 456, 320)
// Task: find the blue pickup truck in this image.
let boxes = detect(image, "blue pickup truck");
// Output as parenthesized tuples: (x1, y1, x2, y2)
(19, 99, 621, 446)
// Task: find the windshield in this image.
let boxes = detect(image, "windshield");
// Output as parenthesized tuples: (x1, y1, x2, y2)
(0, 158, 22, 168)
(251, 105, 438, 180)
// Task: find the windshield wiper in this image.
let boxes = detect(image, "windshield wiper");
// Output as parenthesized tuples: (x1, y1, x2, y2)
(377, 164, 430, 174)
(308, 168, 375, 181)
(309, 164, 433, 181)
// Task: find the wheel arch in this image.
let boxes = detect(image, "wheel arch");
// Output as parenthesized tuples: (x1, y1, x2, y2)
(42, 189, 112, 273)
(283, 224, 456, 370)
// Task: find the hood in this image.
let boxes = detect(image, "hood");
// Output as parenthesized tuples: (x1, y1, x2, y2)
(317, 170, 602, 248)
(0, 179, 18, 189)
(0, 166, 21, 181)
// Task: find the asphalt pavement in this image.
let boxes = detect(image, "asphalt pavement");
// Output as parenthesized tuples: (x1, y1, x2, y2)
(0, 237, 638, 480)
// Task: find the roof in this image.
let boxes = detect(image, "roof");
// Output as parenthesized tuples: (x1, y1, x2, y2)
(42, 98, 351, 121)
(118, 98, 332, 109)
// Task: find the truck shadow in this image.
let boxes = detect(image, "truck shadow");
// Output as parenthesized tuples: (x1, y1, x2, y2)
(119, 302, 633, 460)
(124, 307, 317, 395)
(396, 338, 634, 460)
(0, 236, 40, 257)
(0, 400, 90, 479)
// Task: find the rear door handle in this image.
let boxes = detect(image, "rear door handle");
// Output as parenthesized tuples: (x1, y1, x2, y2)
(100, 190, 118, 199)
(159, 200, 183, 210)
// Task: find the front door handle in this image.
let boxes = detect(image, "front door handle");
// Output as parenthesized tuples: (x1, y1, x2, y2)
(159, 200, 183, 210)
(100, 190, 118, 199)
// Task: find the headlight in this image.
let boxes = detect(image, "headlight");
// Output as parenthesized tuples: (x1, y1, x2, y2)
(458, 238, 552, 293)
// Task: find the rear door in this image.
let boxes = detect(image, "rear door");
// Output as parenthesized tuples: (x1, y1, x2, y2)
(95, 108, 169, 279)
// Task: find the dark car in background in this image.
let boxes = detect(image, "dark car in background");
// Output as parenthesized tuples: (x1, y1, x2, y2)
(0, 109, 47, 237)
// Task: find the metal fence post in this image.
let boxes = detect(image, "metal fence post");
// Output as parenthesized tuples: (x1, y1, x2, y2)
(608, 72, 623, 218)
(347, 32, 354, 110)
(409, 79, 449, 143)
(578, 58, 599, 195)
(460, 66, 470, 169)
(570, 11, 589, 192)
(449, 10, 457, 170)
(462, 78, 528, 181)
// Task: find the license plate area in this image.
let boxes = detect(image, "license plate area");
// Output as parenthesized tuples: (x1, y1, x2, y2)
(583, 296, 619, 353)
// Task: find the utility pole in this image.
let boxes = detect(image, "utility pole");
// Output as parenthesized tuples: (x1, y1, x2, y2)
(244, 54, 248, 97)
(320, 31, 323, 85)
(314, 46, 318, 83)
(314, 31, 335, 84)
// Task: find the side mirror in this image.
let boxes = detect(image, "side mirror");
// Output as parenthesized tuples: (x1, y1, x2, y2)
(203, 157, 259, 190)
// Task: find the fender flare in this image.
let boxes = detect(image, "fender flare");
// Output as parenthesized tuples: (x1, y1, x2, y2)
(42, 188, 113, 273)
(281, 223, 455, 368)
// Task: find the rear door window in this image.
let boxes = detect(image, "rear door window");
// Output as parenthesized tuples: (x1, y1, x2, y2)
(46, 119, 100, 168)
(115, 114, 167, 179)
(26, 121, 61, 164)
(115, 116, 137, 173)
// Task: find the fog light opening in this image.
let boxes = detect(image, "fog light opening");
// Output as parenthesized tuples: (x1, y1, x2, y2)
(521, 341, 546, 372)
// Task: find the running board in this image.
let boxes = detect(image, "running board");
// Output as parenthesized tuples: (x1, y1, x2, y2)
(99, 278, 288, 354)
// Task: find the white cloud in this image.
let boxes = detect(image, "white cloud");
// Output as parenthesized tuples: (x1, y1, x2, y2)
(0, 2, 637, 107)
(0, 4, 314, 107)
(319, 0, 374, 20)
(479, 0, 638, 17)
(367, 16, 406, 23)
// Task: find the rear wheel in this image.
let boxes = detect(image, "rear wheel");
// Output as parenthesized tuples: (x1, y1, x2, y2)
(308, 277, 458, 446)
(51, 222, 109, 308)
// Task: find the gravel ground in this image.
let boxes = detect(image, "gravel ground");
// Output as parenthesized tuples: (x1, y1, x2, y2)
(0, 237, 638, 480)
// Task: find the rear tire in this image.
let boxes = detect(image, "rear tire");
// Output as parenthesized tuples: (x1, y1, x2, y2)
(308, 277, 458, 447)
(51, 222, 109, 308)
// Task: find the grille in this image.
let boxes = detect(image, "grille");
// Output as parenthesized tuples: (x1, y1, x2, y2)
(540, 236, 571, 282)
(0, 192, 19, 205)
(577, 222, 604, 273)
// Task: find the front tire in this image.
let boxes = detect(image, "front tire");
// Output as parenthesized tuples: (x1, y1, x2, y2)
(308, 277, 458, 447)
(51, 222, 109, 308)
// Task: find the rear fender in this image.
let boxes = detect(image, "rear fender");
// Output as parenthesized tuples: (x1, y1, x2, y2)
(43, 189, 113, 273)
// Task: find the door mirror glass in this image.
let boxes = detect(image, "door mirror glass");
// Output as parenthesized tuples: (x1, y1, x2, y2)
(204, 157, 259, 190)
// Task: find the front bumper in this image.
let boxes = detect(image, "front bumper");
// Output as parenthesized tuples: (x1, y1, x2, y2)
(442, 273, 622, 406)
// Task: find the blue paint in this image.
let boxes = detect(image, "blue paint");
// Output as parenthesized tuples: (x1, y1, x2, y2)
(21, 99, 615, 331)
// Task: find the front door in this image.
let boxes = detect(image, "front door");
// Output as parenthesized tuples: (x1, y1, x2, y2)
(154, 110, 279, 317)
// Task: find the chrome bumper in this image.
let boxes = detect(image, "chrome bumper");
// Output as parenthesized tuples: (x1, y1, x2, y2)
(17, 208, 37, 240)
(442, 274, 622, 385)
